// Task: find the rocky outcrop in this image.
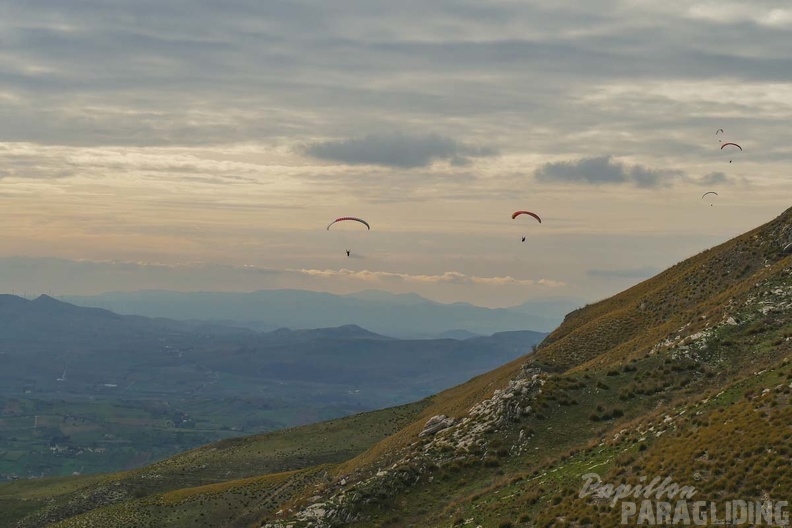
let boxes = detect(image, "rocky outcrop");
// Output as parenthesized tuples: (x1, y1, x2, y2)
(418, 415, 455, 437)
(278, 365, 547, 527)
(425, 366, 543, 451)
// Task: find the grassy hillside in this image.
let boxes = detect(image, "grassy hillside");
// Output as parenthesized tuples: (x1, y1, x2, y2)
(4, 207, 792, 528)
(0, 400, 428, 527)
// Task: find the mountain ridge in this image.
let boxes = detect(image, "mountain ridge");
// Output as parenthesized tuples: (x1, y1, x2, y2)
(0, 294, 547, 483)
(61, 288, 583, 338)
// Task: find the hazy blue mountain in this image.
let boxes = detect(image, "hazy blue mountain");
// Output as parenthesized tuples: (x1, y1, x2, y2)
(0, 295, 547, 477)
(0, 294, 549, 394)
(434, 329, 483, 340)
(0, 295, 547, 401)
(62, 289, 584, 337)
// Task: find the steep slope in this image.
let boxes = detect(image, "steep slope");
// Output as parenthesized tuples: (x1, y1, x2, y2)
(5, 207, 792, 528)
(534, 208, 792, 371)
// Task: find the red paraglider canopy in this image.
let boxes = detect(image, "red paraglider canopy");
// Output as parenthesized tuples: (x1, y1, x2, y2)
(511, 211, 542, 223)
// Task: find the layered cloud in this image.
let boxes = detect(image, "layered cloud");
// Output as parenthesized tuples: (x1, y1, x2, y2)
(2, 0, 792, 151)
(1, 0, 789, 306)
(0, 257, 568, 309)
(534, 155, 683, 188)
(302, 133, 497, 168)
(288, 268, 565, 287)
(696, 171, 735, 186)
(534, 156, 744, 188)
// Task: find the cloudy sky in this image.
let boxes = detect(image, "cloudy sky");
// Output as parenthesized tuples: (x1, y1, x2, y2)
(0, 0, 789, 307)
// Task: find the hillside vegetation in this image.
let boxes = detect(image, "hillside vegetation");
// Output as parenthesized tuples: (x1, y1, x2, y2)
(3, 207, 792, 527)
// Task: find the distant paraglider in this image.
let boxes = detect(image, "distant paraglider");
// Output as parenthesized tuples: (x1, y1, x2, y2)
(512, 211, 541, 242)
(702, 191, 718, 206)
(327, 217, 371, 230)
(721, 142, 742, 163)
(327, 217, 370, 257)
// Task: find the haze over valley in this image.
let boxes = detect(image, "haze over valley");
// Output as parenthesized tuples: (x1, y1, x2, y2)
(0, 294, 546, 479)
(60, 289, 581, 338)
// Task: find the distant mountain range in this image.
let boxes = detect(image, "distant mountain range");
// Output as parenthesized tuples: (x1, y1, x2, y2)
(0, 294, 548, 406)
(61, 289, 583, 338)
(0, 294, 547, 478)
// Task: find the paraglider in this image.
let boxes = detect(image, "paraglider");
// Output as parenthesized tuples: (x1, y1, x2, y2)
(721, 142, 742, 163)
(512, 211, 541, 242)
(327, 217, 369, 257)
(327, 217, 371, 230)
(702, 191, 718, 206)
(716, 129, 724, 142)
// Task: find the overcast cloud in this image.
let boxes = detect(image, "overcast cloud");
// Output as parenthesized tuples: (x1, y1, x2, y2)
(0, 0, 789, 306)
(3, 0, 792, 150)
(534, 155, 685, 188)
(303, 133, 497, 168)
